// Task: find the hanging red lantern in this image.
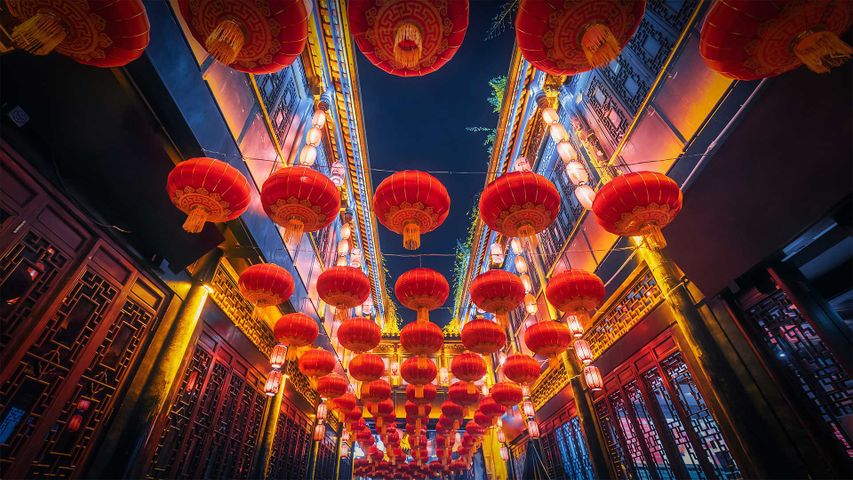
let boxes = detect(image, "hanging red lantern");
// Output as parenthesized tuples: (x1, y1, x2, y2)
(450, 352, 486, 383)
(317, 374, 349, 399)
(574, 339, 594, 365)
(465, 422, 485, 437)
(460, 317, 506, 354)
(338, 317, 381, 352)
(298, 348, 336, 378)
(474, 410, 492, 428)
(546, 269, 606, 317)
(177, 0, 309, 73)
(583, 365, 604, 391)
(479, 395, 504, 420)
(347, 408, 365, 427)
(261, 166, 340, 245)
(404, 400, 432, 419)
(440, 400, 463, 420)
(401, 356, 437, 397)
(238, 263, 295, 307)
(400, 320, 444, 356)
(448, 381, 480, 415)
(524, 321, 572, 367)
(592, 171, 682, 248)
(373, 171, 451, 250)
(470, 270, 525, 328)
(515, 0, 645, 74)
(348, 0, 469, 77)
(368, 399, 395, 430)
(362, 379, 392, 403)
(273, 313, 319, 358)
(349, 353, 385, 382)
(317, 266, 371, 321)
(395, 268, 450, 322)
(700, 0, 852, 80)
(357, 428, 375, 444)
(167, 157, 251, 233)
(406, 383, 437, 404)
(332, 392, 358, 413)
(479, 171, 560, 245)
(502, 354, 541, 386)
(7, 0, 150, 67)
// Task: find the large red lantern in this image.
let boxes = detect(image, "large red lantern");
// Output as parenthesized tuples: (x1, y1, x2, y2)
(524, 321, 572, 367)
(440, 400, 463, 420)
(450, 352, 486, 383)
(406, 383, 437, 404)
(373, 171, 451, 250)
(395, 268, 450, 322)
(348, 0, 469, 77)
(338, 317, 381, 352)
(700, 0, 853, 80)
(465, 422, 485, 437)
(317, 266, 371, 321)
(516, 0, 645, 74)
(298, 348, 336, 378)
(331, 392, 358, 413)
(502, 354, 541, 386)
(7, 0, 150, 67)
(448, 381, 480, 414)
(592, 171, 682, 247)
(362, 379, 392, 403)
(460, 317, 506, 354)
(261, 166, 340, 245)
(470, 270, 525, 328)
(404, 400, 431, 419)
(368, 399, 395, 430)
(167, 158, 251, 233)
(474, 410, 492, 428)
(546, 269, 605, 316)
(401, 356, 437, 397)
(479, 171, 560, 245)
(177, 0, 309, 73)
(238, 263, 294, 307)
(273, 313, 318, 357)
(479, 395, 504, 420)
(400, 321, 444, 356)
(349, 353, 386, 382)
(317, 374, 349, 399)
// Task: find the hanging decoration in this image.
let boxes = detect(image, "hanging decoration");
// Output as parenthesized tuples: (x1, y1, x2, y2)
(502, 354, 542, 386)
(394, 268, 450, 322)
(450, 352, 486, 383)
(700, 0, 852, 79)
(470, 270, 525, 328)
(373, 170, 451, 250)
(460, 316, 506, 354)
(583, 365, 604, 391)
(298, 348, 336, 378)
(7, 0, 150, 67)
(273, 313, 319, 359)
(361, 378, 392, 403)
(177, 0, 309, 73)
(167, 157, 251, 233)
(349, 353, 386, 382)
(515, 0, 645, 74)
(317, 374, 349, 399)
(238, 263, 294, 308)
(490, 381, 523, 414)
(316, 266, 371, 321)
(523, 320, 572, 367)
(546, 269, 606, 318)
(406, 383, 437, 404)
(337, 316, 381, 352)
(401, 356, 437, 397)
(399, 320, 444, 356)
(261, 166, 340, 245)
(448, 381, 479, 416)
(478, 395, 503, 421)
(348, 0, 469, 77)
(479, 171, 561, 248)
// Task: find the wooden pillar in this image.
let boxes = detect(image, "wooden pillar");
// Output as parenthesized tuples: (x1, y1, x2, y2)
(307, 429, 321, 480)
(251, 378, 285, 479)
(563, 353, 614, 480)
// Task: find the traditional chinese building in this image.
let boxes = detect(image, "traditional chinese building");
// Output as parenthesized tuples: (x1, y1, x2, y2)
(0, 1, 850, 480)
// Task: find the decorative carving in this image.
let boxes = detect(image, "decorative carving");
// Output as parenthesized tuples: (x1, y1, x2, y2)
(530, 359, 570, 409)
(646, 0, 697, 34)
(600, 55, 649, 113)
(586, 77, 630, 143)
(208, 262, 278, 356)
(626, 20, 673, 77)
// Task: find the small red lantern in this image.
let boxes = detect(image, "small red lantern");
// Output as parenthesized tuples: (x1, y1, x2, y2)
(167, 157, 251, 233)
(238, 263, 295, 307)
(373, 171, 451, 249)
(338, 317, 381, 352)
(450, 352, 486, 383)
(317, 266, 371, 321)
(400, 320, 444, 356)
(460, 317, 506, 354)
(298, 349, 336, 378)
(440, 400, 463, 420)
(177, 0, 309, 73)
(474, 410, 492, 428)
(479, 171, 560, 245)
(401, 356, 437, 397)
(516, 0, 645, 74)
(700, 0, 853, 80)
(470, 270, 525, 328)
(502, 354, 541, 386)
(349, 353, 386, 382)
(465, 422, 485, 437)
(332, 392, 358, 413)
(574, 339, 594, 365)
(7, 0, 150, 67)
(362, 379, 392, 402)
(348, 0, 469, 77)
(592, 171, 683, 248)
(448, 382, 480, 414)
(273, 313, 319, 357)
(395, 268, 450, 322)
(479, 395, 504, 420)
(406, 383, 437, 404)
(404, 400, 432, 419)
(583, 365, 604, 391)
(524, 321, 572, 367)
(546, 269, 606, 316)
(264, 369, 283, 396)
(317, 374, 349, 399)
(261, 166, 340, 245)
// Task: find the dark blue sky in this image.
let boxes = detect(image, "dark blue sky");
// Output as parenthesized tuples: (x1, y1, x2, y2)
(356, 3, 515, 327)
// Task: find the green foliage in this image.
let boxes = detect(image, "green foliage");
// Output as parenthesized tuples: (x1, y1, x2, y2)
(487, 75, 508, 113)
(485, 0, 519, 40)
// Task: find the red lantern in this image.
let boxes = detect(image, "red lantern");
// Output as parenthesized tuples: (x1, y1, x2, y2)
(177, 0, 309, 73)
(479, 171, 560, 245)
(273, 313, 319, 357)
(332, 392, 358, 412)
(448, 382, 480, 412)
(400, 320, 444, 356)
(349, 353, 385, 382)
(338, 317, 381, 352)
(317, 266, 371, 321)
(583, 365, 604, 391)
(460, 317, 506, 354)
(440, 400, 463, 420)
(317, 374, 349, 399)
(368, 399, 395, 430)
(524, 321, 572, 367)
(592, 171, 682, 248)
(406, 383, 437, 404)
(546, 269, 606, 316)
(502, 354, 541, 386)
(167, 157, 251, 233)
(348, 0, 469, 77)
(470, 270, 525, 328)
(465, 422, 485, 437)
(516, 0, 645, 74)
(401, 357, 437, 397)
(395, 268, 450, 322)
(238, 263, 295, 307)
(404, 400, 431, 418)
(479, 395, 504, 420)
(7, 0, 150, 67)
(373, 171, 451, 249)
(298, 349, 336, 378)
(450, 352, 486, 383)
(362, 379, 392, 402)
(700, 0, 853, 80)
(474, 410, 491, 428)
(261, 166, 340, 245)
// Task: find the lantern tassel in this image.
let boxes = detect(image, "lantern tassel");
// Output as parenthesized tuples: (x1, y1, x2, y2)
(182, 207, 210, 233)
(393, 21, 423, 69)
(581, 23, 621, 68)
(402, 221, 421, 250)
(12, 12, 67, 55)
(206, 19, 245, 65)
(284, 218, 305, 246)
(794, 30, 852, 74)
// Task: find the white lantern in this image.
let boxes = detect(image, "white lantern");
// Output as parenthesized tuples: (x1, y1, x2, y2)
(264, 370, 283, 396)
(497, 429, 506, 443)
(510, 238, 523, 255)
(520, 274, 533, 293)
(499, 445, 509, 461)
(567, 315, 584, 338)
(514, 255, 528, 274)
(565, 161, 589, 185)
(574, 339, 593, 365)
(312, 110, 327, 129)
(306, 127, 323, 146)
(557, 141, 578, 163)
(574, 185, 596, 210)
(541, 107, 559, 125)
(514, 156, 532, 172)
(338, 238, 350, 256)
(549, 123, 568, 143)
(299, 145, 317, 166)
(350, 247, 363, 268)
(341, 223, 352, 239)
(524, 294, 538, 315)
(490, 242, 505, 266)
(336, 255, 347, 267)
(439, 367, 449, 386)
(330, 160, 346, 187)
(527, 419, 540, 439)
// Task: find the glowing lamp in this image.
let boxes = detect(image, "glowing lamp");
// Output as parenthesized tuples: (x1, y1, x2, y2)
(567, 316, 585, 338)
(500, 445, 509, 460)
(574, 339, 593, 365)
(490, 242, 505, 266)
(497, 430, 506, 443)
(510, 238, 523, 255)
(574, 185, 596, 210)
(524, 294, 538, 315)
(522, 400, 535, 417)
(527, 419, 540, 439)
(390, 360, 400, 377)
(338, 239, 350, 256)
(439, 367, 450, 386)
(584, 365, 604, 391)
(514, 255, 528, 274)
(317, 401, 328, 421)
(299, 145, 317, 166)
(341, 223, 352, 239)
(557, 141, 578, 163)
(549, 123, 568, 143)
(314, 423, 326, 441)
(521, 274, 533, 293)
(350, 248, 363, 268)
(265, 370, 283, 396)
(307, 127, 323, 146)
(270, 344, 288, 370)
(336, 256, 347, 267)
(312, 110, 326, 128)
(541, 107, 559, 125)
(514, 156, 532, 172)
(330, 161, 346, 187)
(566, 161, 589, 185)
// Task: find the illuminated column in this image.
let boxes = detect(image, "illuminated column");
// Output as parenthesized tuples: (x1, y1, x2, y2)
(252, 365, 286, 479)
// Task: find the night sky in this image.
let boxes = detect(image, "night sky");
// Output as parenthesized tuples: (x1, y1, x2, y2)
(356, 3, 515, 327)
